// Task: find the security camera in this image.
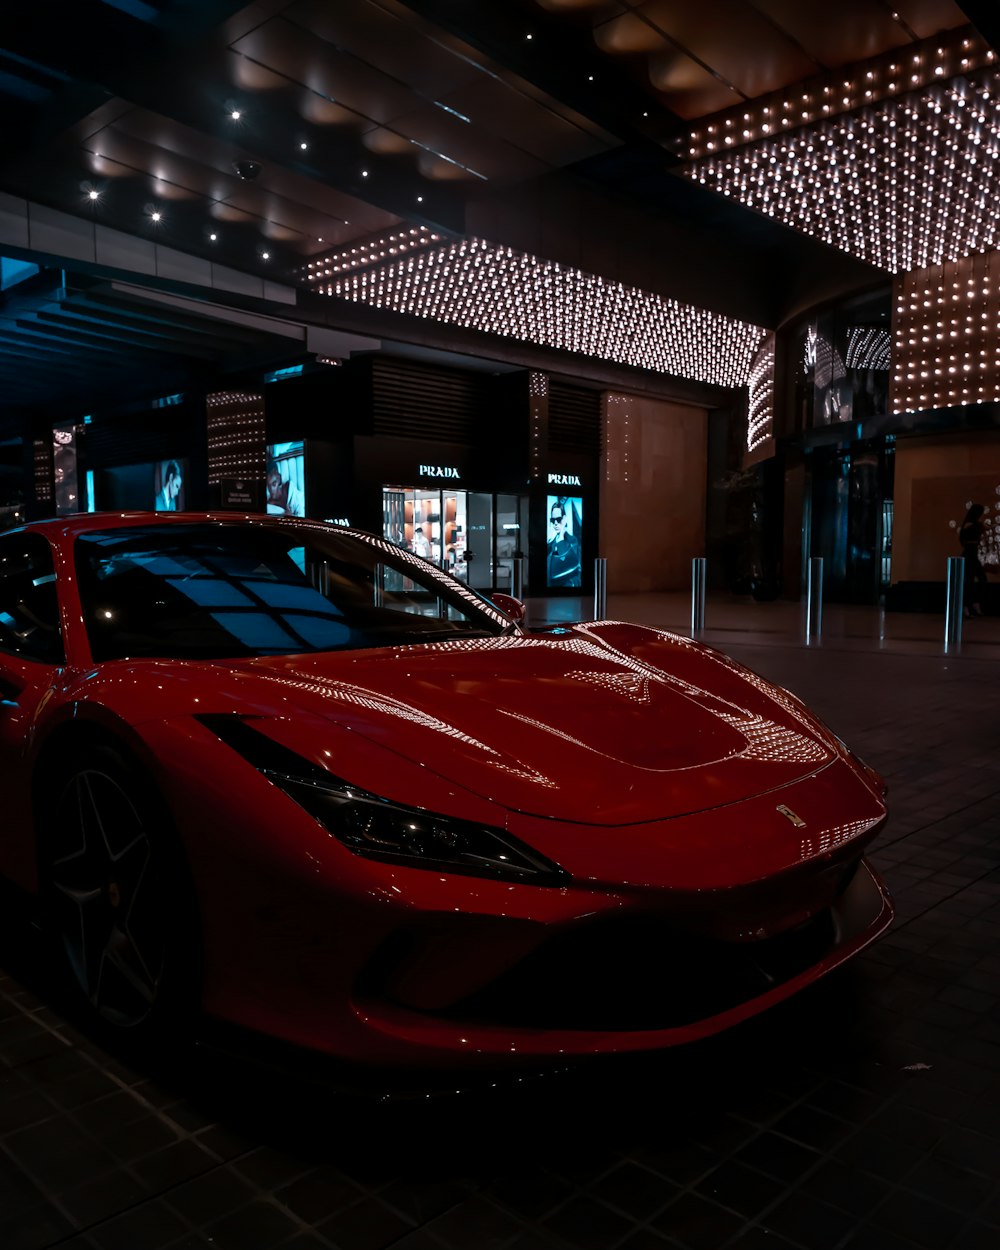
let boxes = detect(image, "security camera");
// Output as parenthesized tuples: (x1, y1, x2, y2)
(234, 159, 261, 181)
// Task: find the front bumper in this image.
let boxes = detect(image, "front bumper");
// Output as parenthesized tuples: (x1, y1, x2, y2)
(348, 856, 892, 1065)
(148, 716, 892, 1069)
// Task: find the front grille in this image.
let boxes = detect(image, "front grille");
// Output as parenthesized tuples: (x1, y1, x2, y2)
(429, 906, 838, 1032)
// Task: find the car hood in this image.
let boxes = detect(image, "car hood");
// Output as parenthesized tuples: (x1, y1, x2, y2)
(222, 628, 839, 825)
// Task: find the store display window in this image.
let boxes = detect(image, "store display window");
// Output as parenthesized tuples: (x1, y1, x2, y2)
(383, 486, 526, 592)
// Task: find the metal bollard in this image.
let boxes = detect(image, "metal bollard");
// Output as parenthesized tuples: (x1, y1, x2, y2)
(691, 557, 707, 636)
(806, 556, 823, 643)
(945, 556, 965, 651)
(510, 557, 524, 600)
(593, 557, 608, 620)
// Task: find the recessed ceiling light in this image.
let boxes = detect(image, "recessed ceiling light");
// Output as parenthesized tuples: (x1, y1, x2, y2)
(300, 141, 308, 150)
(361, 169, 369, 178)
(417, 195, 423, 203)
(150, 210, 161, 222)
(526, 33, 533, 41)
(230, 109, 241, 120)
(588, 75, 594, 82)
(209, 232, 217, 242)
(88, 189, 99, 201)
(262, 251, 270, 260)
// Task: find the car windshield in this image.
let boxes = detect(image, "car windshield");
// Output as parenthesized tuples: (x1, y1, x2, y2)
(75, 523, 514, 661)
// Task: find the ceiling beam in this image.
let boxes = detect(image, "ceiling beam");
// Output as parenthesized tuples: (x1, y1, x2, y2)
(63, 292, 281, 350)
(28, 308, 221, 358)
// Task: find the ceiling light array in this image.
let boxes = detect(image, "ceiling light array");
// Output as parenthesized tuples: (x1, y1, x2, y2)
(685, 28, 991, 160)
(304, 227, 439, 278)
(845, 326, 892, 371)
(312, 237, 768, 388)
(890, 249, 1000, 414)
(746, 334, 775, 453)
(206, 390, 265, 483)
(684, 67, 1000, 274)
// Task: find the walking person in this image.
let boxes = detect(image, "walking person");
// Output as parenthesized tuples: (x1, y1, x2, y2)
(959, 502, 990, 617)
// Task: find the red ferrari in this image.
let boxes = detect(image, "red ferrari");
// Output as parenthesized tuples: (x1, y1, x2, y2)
(0, 513, 892, 1066)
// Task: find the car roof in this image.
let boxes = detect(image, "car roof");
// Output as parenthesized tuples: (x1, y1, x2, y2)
(18, 512, 356, 542)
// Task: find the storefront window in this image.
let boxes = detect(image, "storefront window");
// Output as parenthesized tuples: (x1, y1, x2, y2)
(382, 486, 527, 593)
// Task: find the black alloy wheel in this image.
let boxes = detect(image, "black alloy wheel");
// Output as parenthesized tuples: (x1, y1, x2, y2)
(39, 743, 195, 1037)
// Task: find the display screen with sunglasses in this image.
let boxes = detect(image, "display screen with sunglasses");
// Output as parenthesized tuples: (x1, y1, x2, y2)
(546, 495, 583, 588)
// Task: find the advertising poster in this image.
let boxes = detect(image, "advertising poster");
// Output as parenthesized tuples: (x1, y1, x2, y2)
(154, 458, 187, 512)
(266, 442, 306, 517)
(53, 423, 80, 516)
(546, 494, 583, 588)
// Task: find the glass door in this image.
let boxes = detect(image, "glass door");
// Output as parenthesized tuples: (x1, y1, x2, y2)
(465, 493, 493, 590)
(495, 494, 528, 593)
(442, 491, 469, 581)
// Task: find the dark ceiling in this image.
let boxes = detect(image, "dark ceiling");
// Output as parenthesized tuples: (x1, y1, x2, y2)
(1, 0, 998, 420)
(0, 270, 319, 412)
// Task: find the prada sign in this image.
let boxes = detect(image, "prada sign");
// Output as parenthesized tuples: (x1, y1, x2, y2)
(419, 464, 461, 479)
(547, 472, 582, 486)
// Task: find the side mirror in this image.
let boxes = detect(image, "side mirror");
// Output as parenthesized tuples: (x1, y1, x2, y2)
(491, 592, 526, 623)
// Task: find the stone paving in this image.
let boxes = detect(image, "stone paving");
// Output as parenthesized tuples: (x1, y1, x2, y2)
(2, 601, 999, 1250)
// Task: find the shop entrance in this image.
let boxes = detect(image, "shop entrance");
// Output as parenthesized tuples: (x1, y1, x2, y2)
(382, 487, 528, 592)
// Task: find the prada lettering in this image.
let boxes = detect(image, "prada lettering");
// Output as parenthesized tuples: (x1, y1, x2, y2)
(419, 464, 460, 479)
(548, 472, 582, 486)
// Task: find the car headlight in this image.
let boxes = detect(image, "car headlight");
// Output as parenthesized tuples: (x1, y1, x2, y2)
(199, 714, 568, 885)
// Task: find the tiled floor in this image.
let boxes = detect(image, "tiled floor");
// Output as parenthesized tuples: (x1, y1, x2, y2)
(2, 598, 1000, 1249)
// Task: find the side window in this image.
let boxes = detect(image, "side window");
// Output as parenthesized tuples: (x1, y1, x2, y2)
(0, 534, 64, 664)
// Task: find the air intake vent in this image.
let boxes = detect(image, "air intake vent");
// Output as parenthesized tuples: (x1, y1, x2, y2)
(372, 357, 485, 445)
(548, 381, 601, 455)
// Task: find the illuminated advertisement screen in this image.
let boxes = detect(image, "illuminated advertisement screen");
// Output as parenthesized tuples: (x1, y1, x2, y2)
(546, 494, 582, 588)
(266, 442, 306, 517)
(53, 423, 80, 516)
(154, 459, 187, 512)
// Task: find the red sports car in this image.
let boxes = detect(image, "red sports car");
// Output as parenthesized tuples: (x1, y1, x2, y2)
(0, 513, 892, 1067)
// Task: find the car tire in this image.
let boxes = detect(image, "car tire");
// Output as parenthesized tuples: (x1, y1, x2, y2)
(36, 740, 199, 1052)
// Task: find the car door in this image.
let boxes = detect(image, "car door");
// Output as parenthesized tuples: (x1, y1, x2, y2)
(0, 531, 66, 892)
